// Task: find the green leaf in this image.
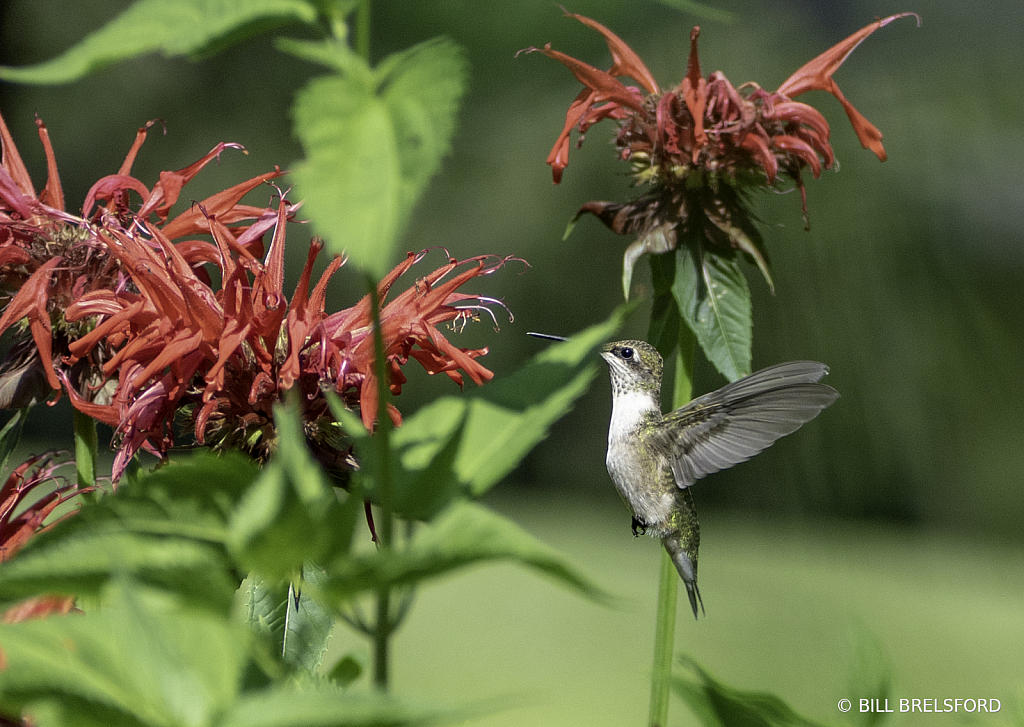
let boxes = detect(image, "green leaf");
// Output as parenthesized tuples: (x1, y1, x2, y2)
(440, 306, 629, 497)
(221, 684, 462, 727)
(242, 564, 336, 675)
(335, 308, 629, 520)
(291, 37, 467, 276)
(0, 0, 318, 85)
(654, 0, 737, 23)
(321, 501, 608, 603)
(0, 450, 265, 612)
(845, 626, 895, 727)
(0, 528, 237, 613)
(228, 403, 358, 582)
(672, 245, 752, 382)
(326, 651, 366, 688)
(0, 580, 247, 727)
(119, 450, 261, 539)
(674, 655, 830, 727)
(0, 408, 28, 475)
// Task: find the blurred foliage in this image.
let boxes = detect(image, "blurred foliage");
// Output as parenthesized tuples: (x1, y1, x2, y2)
(0, 0, 1021, 542)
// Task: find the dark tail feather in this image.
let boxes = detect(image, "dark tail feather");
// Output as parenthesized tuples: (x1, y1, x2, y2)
(662, 536, 704, 619)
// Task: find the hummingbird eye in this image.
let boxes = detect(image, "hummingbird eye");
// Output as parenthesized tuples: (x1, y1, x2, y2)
(619, 347, 634, 360)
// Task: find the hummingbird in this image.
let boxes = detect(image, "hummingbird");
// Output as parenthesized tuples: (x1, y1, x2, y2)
(528, 334, 839, 618)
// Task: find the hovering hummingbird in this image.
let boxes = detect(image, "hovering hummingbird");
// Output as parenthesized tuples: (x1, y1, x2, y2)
(528, 334, 839, 618)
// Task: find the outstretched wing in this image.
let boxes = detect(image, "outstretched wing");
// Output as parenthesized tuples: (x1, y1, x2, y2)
(655, 361, 839, 489)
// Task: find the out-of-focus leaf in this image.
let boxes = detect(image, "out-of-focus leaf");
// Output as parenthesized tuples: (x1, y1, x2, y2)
(242, 564, 335, 675)
(321, 501, 609, 603)
(291, 37, 467, 276)
(0, 580, 247, 727)
(845, 626, 895, 727)
(0, 0, 318, 84)
(655, 0, 736, 22)
(673, 245, 752, 382)
(674, 654, 830, 727)
(118, 450, 260, 538)
(334, 308, 629, 519)
(221, 684, 462, 727)
(0, 450, 264, 613)
(326, 651, 367, 688)
(442, 305, 629, 497)
(0, 408, 27, 475)
(228, 403, 358, 582)
(0, 528, 236, 613)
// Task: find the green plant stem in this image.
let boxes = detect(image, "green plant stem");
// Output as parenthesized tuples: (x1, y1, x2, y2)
(367, 274, 394, 691)
(649, 549, 679, 727)
(355, 0, 370, 61)
(648, 335, 695, 727)
(73, 408, 98, 490)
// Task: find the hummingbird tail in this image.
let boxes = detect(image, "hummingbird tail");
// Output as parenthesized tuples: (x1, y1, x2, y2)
(662, 536, 704, 619)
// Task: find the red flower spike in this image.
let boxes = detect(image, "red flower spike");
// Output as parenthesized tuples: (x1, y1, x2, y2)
(1, 106, 289, 417)
(526, 12, 916, 294)
(563, 12, 659, 94)
(34, 117, 64, 211)
(776, 13, 920, 161)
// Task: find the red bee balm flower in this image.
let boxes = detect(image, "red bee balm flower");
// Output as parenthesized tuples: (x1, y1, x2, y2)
(524, 12, 919, 295)
(62, 198, 515, 480)
(0, 110, 286, 409)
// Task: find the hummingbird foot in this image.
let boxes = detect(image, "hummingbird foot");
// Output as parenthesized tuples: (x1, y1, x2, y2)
(662, 536, 704, 619)
(631, 516, 647, 537)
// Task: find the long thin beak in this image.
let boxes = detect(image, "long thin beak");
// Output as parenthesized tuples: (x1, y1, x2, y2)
(526, 332, 568, 342)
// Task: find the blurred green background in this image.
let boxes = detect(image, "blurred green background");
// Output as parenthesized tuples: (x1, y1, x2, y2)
(1, 0, 1021, 724)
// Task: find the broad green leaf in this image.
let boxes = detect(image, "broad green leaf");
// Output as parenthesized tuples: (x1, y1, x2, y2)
(334, 308, 629, 519)
(674, 655, 829, 727)
(672, 245, 752, 382)
(0, 451, 263, 613)
(0, 0, 318, 84)
(291, 38, 467, 276)
(228, 403, 357, 582)
(118, 450, 261, 539)
(427, 305, 629, 498)
(0, 528, 236, 613)
(242, 564, 335, 675)
(321, 501, 608, 603)
(222, 684, 462, 727)
(0, 580, 247, 727)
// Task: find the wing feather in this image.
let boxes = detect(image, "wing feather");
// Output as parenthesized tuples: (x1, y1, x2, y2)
(658, 361, 839, 489)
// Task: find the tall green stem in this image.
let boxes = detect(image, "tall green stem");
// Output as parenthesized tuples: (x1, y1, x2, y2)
(647, 338, 694, 727)
(646, 252, 695, 727)
(73, 408, 98, 490)
(366, 274, 394, 691)
(355, 0, 370, 61)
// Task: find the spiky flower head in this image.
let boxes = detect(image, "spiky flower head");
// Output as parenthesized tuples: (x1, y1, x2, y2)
(524, 12, 919, 296)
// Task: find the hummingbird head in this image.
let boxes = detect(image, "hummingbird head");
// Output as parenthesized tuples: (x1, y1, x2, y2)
(600, 340, 663, 399)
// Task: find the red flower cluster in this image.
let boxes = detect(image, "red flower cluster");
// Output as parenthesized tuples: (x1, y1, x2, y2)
(0, 110, 514, 481)
(0, 112, 286, 409)
(524, 12, 918, 293)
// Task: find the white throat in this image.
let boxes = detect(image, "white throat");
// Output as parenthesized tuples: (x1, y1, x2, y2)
(608, 389, 660, 443)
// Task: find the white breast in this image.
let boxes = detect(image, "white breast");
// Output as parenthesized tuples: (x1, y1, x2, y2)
(608, 389, 659, 444)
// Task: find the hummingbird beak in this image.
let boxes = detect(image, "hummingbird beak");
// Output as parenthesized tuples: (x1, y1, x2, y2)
(526, 332, 568, 342)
